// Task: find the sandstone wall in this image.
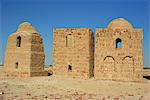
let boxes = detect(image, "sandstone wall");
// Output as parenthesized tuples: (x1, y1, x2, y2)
(95, 18, 143, 81)
(30, 33, 45, 72)
(53, 28, 94, 78)
(4, 18, 143, 81)
(4, 22, 47, 77)
(4, 34, 32, 77)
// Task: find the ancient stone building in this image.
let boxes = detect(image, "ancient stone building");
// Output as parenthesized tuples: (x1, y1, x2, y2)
(3, 17, 143, 81)
(95, 18, 143, 81)
(53, 28, 94, 78)
(4, 22, 47, 77)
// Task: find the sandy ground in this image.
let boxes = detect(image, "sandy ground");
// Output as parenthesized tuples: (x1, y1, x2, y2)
(0, 67, 150, 100)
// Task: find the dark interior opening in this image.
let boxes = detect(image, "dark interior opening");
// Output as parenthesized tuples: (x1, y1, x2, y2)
(68, 65, 72, 71)
(47, 69, 53, 76)
(16, 36, 21, 47)
(66, 36, 68, 47)
(143, 76, 150, 80)
(15, 62, 18, 69)
(48, 73, 53, 76)
(116, 38, 122, 48)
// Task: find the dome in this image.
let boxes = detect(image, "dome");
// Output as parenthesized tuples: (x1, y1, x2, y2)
(17, 22, 38, 33)
(108, 18, 133, 30)
(10, 22, 38, 36)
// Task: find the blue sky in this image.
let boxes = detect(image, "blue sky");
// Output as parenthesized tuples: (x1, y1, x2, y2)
(0, 0, 149, 67)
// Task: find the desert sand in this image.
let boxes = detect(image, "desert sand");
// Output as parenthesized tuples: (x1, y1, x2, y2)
(0, 66, 150, 100)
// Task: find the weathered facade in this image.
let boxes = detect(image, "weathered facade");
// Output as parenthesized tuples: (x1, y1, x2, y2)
(53, 28, 94, 78)
(95, 18, 143, 81)
(4, 22, 47, 77)
(3, 18, 143, 81)
(53, 18, 143, 81)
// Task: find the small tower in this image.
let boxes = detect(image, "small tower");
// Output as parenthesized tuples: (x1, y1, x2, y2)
(53, 28, 94, 78)
(4, 22, 47, 77)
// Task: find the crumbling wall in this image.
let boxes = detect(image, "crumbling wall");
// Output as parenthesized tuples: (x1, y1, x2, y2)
(4, 22, 47, 77)
(53, 28, 94, 78)
(95, 18, 143, 81)
(4, 34, 32, 77)
(30, 33, 45, 72)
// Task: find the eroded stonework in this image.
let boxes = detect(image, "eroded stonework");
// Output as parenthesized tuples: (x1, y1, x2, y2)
(53, 28, 94, 78)
(4, 22, 47, 77)
(53, 18, 143, 81)
(95, 18, 143, 81)
(3, 18, 143, 81)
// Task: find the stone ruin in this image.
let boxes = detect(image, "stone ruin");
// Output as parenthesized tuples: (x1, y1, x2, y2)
(4, 22, 47, 77)
(95, 18, 143, 81)
(53, 18, 143, 81)
(53, 28, 94, 78)
(3, 18, 144, 81)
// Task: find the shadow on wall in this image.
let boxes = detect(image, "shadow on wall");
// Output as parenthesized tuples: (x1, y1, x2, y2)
(143, 68, 150, 80)
(143, 76, 150, 80)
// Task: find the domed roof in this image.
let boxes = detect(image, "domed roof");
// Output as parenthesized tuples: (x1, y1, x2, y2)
(108, 18, 133, 30)
(17, 22, 38, 33)
(11, 22, 38, 36)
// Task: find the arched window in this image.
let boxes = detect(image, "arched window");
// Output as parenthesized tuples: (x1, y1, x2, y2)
(116, 38, 122, 48)
(66, 34, 74, 48)
(16, 36, 21, 47)
(66, 36, 68, 47)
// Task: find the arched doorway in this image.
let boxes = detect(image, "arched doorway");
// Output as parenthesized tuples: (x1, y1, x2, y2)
(103, 56, 115, 79)
(122, 56, 134, 80)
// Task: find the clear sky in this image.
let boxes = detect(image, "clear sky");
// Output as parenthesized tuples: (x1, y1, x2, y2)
(0, 0, 150, 67)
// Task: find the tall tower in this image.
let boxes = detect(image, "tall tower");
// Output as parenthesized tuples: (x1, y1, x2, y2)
(53, 28, 94, 78)
(95, 18, 143, 81)
(4, 22, 47, 77)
